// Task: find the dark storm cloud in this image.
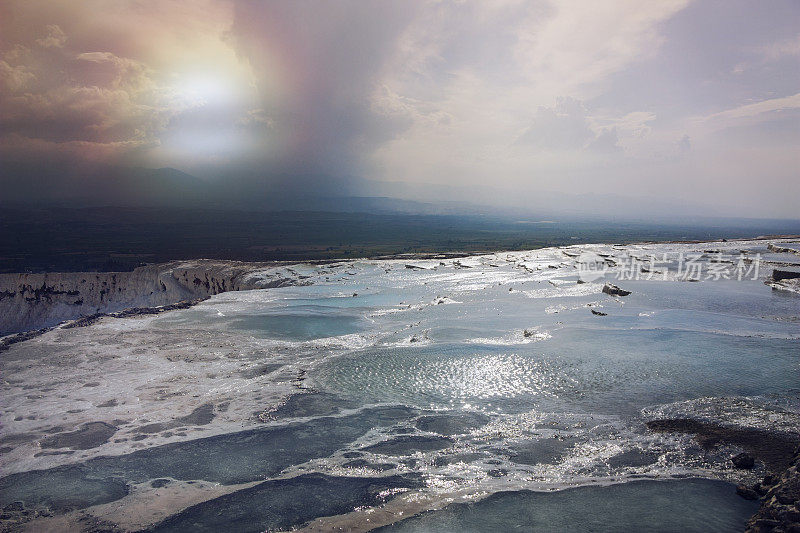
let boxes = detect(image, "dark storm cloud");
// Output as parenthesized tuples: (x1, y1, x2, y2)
(227, 0, 423, 175)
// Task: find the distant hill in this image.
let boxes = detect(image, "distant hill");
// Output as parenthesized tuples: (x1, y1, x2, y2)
(0, 161, 211, 207)
(3, 160, 800, 225)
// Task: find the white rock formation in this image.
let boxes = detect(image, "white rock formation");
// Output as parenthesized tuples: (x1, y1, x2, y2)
(0, 260, 304, 334)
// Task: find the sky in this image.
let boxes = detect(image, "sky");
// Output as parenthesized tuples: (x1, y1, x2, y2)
(1, 0, 798, 218)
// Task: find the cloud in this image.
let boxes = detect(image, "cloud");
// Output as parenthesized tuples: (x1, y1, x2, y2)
(729, 34, 800, 75)
(512, 0, 691, 94)
(707, 93, 800, 122)
(517, 98, 594, 150)
(0, 38, 165, 143)
(0, 0, 689, 173)
(0, 0, 252, 164)
(35, 24, 66, 48)
(0, 0, 797, 218)
(236, 108, 274, 128)
(0, 60, 35, 92)
(587, 127, 622, 153)
(516, 98, 621, 152)
(372, 85, 452, 131)
(676, 134, 691, 153)
(369, 1, 689, 188)
(760, 34, 800, 61)
(227, 0, 423, 174)
(0, 132, 151, 162)
(73, 52, 153, 92)
(606, 111, 657, 138)
(0, 31, 168, 156)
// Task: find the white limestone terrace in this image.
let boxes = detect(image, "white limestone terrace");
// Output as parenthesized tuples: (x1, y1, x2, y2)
(0, 237, 798, 481)
(3, 238, 800, 338)
(0, 260, 313, 335)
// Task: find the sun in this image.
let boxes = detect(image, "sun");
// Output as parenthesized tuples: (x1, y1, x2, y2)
(173, 73, 241, 108)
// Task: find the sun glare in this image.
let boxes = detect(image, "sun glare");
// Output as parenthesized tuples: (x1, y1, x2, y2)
(173, 73, 242, 108)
